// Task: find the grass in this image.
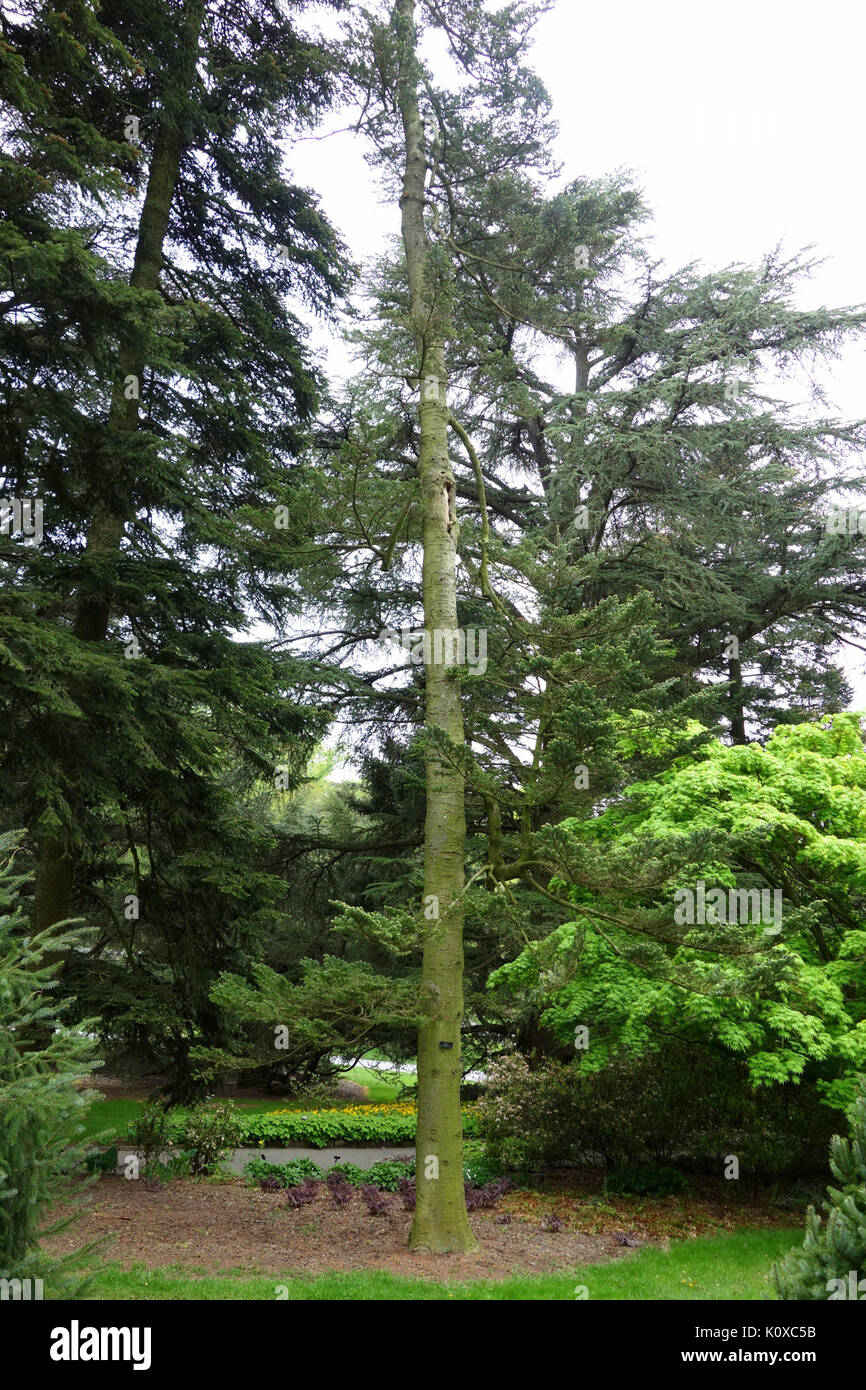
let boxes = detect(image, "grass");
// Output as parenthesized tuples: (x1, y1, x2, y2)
(70, 1228, 800, 1301)
(344, 1062, 415, 1103)
(80, 1064, 416, 1140)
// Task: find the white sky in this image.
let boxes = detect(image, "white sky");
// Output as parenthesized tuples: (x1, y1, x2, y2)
(287, 0, 866, 710)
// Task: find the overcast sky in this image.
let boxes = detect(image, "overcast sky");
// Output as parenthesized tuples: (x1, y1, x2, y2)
(287, 0, 866, 708)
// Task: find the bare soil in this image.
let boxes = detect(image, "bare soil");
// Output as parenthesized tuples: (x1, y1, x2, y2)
(44, 1175, 635, 1281)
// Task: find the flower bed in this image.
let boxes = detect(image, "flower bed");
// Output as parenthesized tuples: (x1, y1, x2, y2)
(166, 1102, 479, 1148)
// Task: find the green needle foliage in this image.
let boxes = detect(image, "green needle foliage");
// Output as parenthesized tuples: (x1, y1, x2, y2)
(0, 0, 352, 1098)
(0, 831, 101, 1289)
(773, 1080, 866, 1299)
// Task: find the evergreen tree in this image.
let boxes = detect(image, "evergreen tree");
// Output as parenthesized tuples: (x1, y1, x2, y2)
(773, 1081, 866, 1300)
(0, 1, 351, 1092)
(0, 830, 100, 1289)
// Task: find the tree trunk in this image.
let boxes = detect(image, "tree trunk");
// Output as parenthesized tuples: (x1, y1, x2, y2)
(394, 0, 477, 1254)
(30, 0, 205, 934)
(728, 656, 747, 745)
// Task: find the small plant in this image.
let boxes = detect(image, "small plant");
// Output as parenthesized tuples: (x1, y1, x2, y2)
(495, 1212, 511, 1225)
(183, 1101, 244, 1176)
(286, 1179, 319, 1209)
(365, 1158, 415, 1191)
(259, 1176, 283, 1192)
(605, 1163, 689, 1198)
(327, 1179, 354, 1210)
(397, 1176, 416, 1211)
(127, 1100, 173, 1171)
(360, 1184, 394, 1215)
(541, 1212, 565, 1233)
(463, 1177, 511, 1211)
(244, 1156, 322, 1188)
(327, 1162, 365, 1187)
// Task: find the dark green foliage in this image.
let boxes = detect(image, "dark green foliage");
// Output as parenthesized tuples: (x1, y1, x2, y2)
(0, 0, 353, 1101)
(773, 1082, 866, 1300)
(606, 1164, 689, 1198)
(476, 1046, 836, 1175)
(242, 1155, 416, 1191)
(0, 831, 101, 1286)
(84, 1145, 119, 1174)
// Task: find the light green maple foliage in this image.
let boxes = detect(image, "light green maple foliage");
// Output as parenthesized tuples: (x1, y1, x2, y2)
(491, 711, 866, 1108)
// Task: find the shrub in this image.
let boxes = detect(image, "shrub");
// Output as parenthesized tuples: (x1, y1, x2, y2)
(182, 1101, 245, 1176)
(243, 1157, 322, 1188)
(233, 1104, 478, 1147)
(85, 1146, 119, 1174)
(773, 1082, 866, 1300)
(243, 1155, 415, 1192)
(127, 1100, 173, 1172)
(476, 1046, 837, 1176)
(474, 1053, 580, 1169)
(606, 1163, 689, 1198)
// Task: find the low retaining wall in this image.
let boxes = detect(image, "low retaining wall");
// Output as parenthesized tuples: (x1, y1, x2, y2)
(113, 1144, 415, 1176)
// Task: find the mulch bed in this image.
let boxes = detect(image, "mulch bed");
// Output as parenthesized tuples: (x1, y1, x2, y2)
(44, 1167, 798, 1282)
(44, 1175, 636, 1281)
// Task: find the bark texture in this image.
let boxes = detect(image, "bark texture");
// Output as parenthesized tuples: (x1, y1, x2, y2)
(394, 0, 477, 1253)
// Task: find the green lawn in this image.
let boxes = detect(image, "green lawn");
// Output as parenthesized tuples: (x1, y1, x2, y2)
(346, 1062, 415, 1102)
(80, 1063, 414, 1140)
(71, 1229, 799, 1301)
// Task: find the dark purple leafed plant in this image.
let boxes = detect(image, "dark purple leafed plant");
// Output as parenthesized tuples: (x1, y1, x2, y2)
(259, 1176, 283, 1192)
(397, 1177, 416, 1211)
(486, 1177, 513, 1201)
(286, 1179, 319, 1209)
(328, 1180, 354, 1210)
(464, 1179, 510, 1212)
(360, 1183, 394, 1215)
(541, 1213, 565, 1233)
(494, 1212, 512, 1225)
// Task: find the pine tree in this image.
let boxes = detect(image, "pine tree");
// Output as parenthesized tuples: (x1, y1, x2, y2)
(0, 830, 101, 1289)
(0, 1, 351, 1091)
(773, 1081, 866, 1300)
